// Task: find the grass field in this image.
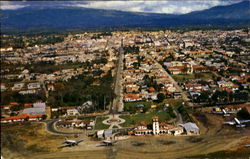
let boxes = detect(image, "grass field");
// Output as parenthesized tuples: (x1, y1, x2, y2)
(94, 116, 109, 130)
(172, 72, 214, 82)
(163, 98, 185, 107)
(120, 111, 173, 127)
(1, 123, 64, 159)
(124, 101, 154, 109)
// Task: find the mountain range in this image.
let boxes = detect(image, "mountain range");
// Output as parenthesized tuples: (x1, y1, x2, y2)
(1, 1, 249, 34)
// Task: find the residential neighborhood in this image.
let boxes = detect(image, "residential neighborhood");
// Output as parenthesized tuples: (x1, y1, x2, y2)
(1, 29, 250, 159)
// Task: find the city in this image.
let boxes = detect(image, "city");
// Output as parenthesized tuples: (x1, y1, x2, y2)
(1, 1, 250, 159)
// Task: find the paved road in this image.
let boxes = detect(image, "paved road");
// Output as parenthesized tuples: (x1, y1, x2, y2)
(147, 54, 190, 102)
(44, 119, 82, 135)
(110, 40, 124, 113)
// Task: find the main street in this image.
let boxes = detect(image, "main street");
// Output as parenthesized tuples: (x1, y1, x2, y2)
(110, 39, 124, 113)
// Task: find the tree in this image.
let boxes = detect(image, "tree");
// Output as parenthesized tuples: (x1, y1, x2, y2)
(41, 115, 47, 120)
(157, 93, 165, 103)
(10, 105, 24, 112)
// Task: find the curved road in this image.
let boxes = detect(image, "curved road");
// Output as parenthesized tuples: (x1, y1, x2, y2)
(44, 119, 83, 135)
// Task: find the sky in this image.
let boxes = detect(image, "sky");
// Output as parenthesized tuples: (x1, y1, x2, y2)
(0, 0, 243, 14)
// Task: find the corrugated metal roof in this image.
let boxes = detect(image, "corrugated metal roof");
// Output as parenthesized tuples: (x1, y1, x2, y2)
(178, 122, 199, 133)
(33, 102, 46, 108)
(22, 107, 45, 115)
(104, 129, 112, 138)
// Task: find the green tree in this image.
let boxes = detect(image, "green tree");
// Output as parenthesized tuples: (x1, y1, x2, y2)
(157, 93, 165, 103)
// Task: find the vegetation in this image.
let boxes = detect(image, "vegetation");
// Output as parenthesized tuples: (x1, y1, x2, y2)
(1, 123, 63, 158)
(124, 101, 154, 114)
(172, 73, 214, 82)
(1, 35, 64, 48)
(1, 91, 46, 105)
(178, 106, 193, 122)
(94, 116, 109, 130)
(48, 70, 114, 109)
(157, 93, 165, 103)
(120, 110, 175, 127)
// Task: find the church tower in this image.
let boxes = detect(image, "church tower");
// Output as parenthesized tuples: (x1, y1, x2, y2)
(152, 116, 159, 135)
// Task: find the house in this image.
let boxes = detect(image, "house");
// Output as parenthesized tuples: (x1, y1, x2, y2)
(1, 114, 29, 123)
(28, 114, 43, 121)
(124, 94, 142, 102)
(1, 114, 43, 123)
(134, 121, 152, 135)
(67, 108, 80, 116)
(47, 84, 55, 91)
(12, 83, 25, 91)
(27, 82, 40, 89)
(56, 121, 72, 128)
(0, 83, 7, 92)
(19, 89, 37, 95)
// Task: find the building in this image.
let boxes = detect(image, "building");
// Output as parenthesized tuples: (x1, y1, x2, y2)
(12, 83, 25, 91)
(21, 102, 46, 115)
(1, 114, 43, 123)
(152, 116, 160, 135)
(134, 116, 184, 136)
(97, 130, 105, 139)
(178, 122, 199, 135)
(27, 82, 40, 89)
(66, 108, 80, 116)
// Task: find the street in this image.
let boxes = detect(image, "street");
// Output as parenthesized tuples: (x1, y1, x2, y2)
(110, 39, 124, 113)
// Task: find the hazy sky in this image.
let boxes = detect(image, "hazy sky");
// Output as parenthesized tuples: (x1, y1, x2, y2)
(0, 0, 242, 14)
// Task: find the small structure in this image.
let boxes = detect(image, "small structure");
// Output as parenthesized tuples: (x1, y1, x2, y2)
(97, 130, 105, 139)
(104, 129, 113, 139)
(67, 108, 80, 116)
(178, 122, 199, 135)
(134, 122, 152, 135)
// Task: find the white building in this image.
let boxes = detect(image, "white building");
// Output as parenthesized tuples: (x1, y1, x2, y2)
(67, 109, 80, 116)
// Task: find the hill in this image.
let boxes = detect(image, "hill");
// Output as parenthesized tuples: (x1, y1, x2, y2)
(1, 1, 249, 34)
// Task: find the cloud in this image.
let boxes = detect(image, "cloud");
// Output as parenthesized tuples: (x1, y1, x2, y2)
(0, 0, 242, 14)
(66, 0, 240, 14)
(0, 1, 29, 10)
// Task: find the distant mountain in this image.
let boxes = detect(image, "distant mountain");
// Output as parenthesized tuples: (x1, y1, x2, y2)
(1, 1, 249, 34)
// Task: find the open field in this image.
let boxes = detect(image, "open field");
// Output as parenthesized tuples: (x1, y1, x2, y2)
(172, 72, 214, 82)
(1, 123, 65, 159)
(30, 133, 250, 159)
(162, 99, 185, 107)
(120, 111, 174, 127)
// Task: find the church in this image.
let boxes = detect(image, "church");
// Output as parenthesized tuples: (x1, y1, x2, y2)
(133, 116, 199, 136)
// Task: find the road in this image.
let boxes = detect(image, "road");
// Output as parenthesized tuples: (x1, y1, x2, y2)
(44, 119, 83, 135)
(147, 54, 190, 102)
(110, 39, 124, 113)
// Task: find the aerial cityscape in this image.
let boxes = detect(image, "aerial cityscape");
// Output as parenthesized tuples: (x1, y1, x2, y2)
(1, 1, 250, 159)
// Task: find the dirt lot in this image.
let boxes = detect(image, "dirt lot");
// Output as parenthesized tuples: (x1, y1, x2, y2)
(191, 108, 250, 135)
(31, 134, 249, 159)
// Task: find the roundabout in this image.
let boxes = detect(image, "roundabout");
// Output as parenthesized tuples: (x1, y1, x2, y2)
(102, 114, 125, 129)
